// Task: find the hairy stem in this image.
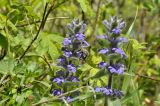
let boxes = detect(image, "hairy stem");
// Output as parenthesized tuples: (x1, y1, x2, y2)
(107, 74, 112, 89)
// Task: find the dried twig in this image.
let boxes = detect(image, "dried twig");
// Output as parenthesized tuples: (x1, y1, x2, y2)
(19, 0, 69, 60)
(19, 3, 49, 60)
(38, 55, 53, 81)
(124, 72, 160, 82)
(15, 17, 69, 28)
(135, 73, 160, 82)
(0, 74, 10, 87)
(20, 54, 53, 80)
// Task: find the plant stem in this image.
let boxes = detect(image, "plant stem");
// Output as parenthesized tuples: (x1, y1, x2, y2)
(104, 96, 108, 106)
(107, 74, 112, 89)
(88, 0, 102, 44)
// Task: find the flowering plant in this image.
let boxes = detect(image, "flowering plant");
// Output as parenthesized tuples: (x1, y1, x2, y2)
(51, 19, 89, 102)
(95, 16, 128, 98)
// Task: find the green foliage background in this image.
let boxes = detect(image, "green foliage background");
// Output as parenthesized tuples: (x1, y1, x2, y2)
(0, 0, 160, 106)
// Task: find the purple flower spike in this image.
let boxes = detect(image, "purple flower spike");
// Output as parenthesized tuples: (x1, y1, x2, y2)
(61, 96, 72, 103)
(76, 51, 83, 57)
(66, 76, 79, 82)
(94, 17, 127, 98)
(72, 77, 79, 82)
(52, 89, 62, 96)
(64, 51, 72, 57)
(113, 90, 124, 98)
(117, 37, 128, 43)
(63, 38, 72, 46)
(95, 87, 101, 92)
(119, 21, 125, 29)
(52, 77, 65, 84)
(112, 48, 126, 58)
(108, 63, 125, 74)
(67, 64, 76, 73)
(66, 96, 72, 103)
(112, 28, 121, 35)
(51, 20, 90, 99)
(98, 62, 107, 69)
(117, 64, 125, 74)
(99, 48, 109, 54)
(103, 20, 111, 30)
(76, 33, 85, 41)
(82, 41, 90, 47)
(57, 57, 65, 65)
(108, 66, 117, 73)
(94, 87, 124, 98)
(102, 88, 111, 95)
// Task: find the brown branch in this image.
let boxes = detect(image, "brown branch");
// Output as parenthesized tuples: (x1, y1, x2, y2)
(22, 54, 53, 72)
(20, 54, 53, 80)
(37, 55, 53, 81)
(135, 73, 160, 82)
(125, 72, 160, 82)
(0, 17, 69, 30)
(42, 55, 52, 72)
(15, 17, 69, 28)
(19, 0, 69, 60)
(19, 3, 49, 60)
(0, 74, 10, 87)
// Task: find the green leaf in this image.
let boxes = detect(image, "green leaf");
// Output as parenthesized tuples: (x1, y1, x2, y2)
(49, 33, 64, 44)
(0, 14, 17, 31)
(0, 97, 9, 105)
(121, 85, 140, 104)
(153, 0, 160, 4)
(108, 99, 121, 106)
(62, 81, 79, 87)
(76, 0, 87, 12)
(129, 39, 145, 50)
(25, 90, 33, 98)
(0, 59, 15, 75)
(143, 2, 154, 11)
(33, 80, 50, 88)
(0, 33, 8, 50)
(16, 94, 25, 105)
(79, 64, 93, 72)
(24, 6, 39, 19)
(36, 32, 62, 61)
(76, 0, 93, 16)
(49, 43, 60, 61)
(127, 6, 138, 35)
(91, 69, 107, 79)
(71, 93, 93, 102)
